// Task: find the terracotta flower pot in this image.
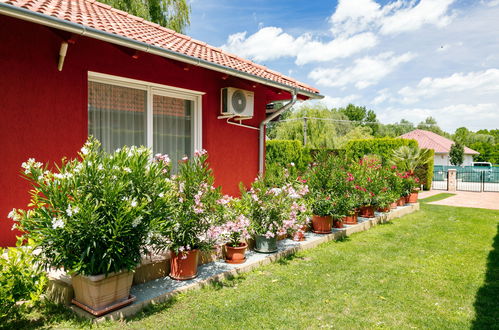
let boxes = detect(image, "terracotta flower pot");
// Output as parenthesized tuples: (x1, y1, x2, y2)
(397, 198, 406, 206)
(377, 206, 390, 213)
(293, 231, 306, 241)
(390, 202, 398, 209)
(225, 243, 247, 264)
(404, 195, 411, 203)
(343, 212, 358, 225)
(293, 224, 309, 241)
(408, 191, 418, 203)
(360, 205, 375, 218)
(311, 215, 332, 234)
(277, 234, 288, 241)
(170, 249, 199, 280)
(71, 271, 134, 312)
(333, 218, 344, 228)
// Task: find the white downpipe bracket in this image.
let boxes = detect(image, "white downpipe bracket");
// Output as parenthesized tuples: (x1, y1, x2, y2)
(57, 41, 68, 71)
(258, 89, 298, 174)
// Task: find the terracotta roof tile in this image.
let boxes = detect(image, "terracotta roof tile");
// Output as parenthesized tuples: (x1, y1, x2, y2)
(2, 0, 320, 95)
(400, 129, 479, 154)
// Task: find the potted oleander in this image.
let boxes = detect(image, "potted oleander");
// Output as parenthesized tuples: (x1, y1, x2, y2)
(211, 195, 251, 264)
(152, 150, 220, 280)
(241, 177, 291, 253)
(11, 138, 172, 314)
(309, 191, 335, 233)
(278, 176, 311, 241)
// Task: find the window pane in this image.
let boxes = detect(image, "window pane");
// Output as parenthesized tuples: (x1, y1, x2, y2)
(88, 81, 146, 153)
(153, 94, 193, 169)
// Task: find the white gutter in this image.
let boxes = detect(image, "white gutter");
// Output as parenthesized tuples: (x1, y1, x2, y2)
(258, 90, 298, 174)
(0, 2, 324, 100)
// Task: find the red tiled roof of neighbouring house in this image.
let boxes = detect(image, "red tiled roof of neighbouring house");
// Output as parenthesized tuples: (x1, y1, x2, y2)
(0, 0, 321, 96)
(400, 129, 479, 154)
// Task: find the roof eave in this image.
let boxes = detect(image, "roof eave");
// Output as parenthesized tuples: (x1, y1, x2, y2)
(0, 2, 323, 100)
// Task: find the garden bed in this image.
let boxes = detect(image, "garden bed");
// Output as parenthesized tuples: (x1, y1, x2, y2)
(52, 203, 419, 321)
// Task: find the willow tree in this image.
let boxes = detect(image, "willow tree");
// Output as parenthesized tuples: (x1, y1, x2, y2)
(268, 103, 373, 149)
(101, 0, 191, 33)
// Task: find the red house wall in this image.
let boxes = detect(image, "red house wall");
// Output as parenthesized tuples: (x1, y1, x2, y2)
(0, 15, 291, 246)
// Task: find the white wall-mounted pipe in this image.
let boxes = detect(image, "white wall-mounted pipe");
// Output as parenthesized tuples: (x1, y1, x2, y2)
(57, 41, 68, 71)
(226, 118, 260, 130)
(258, 90, 297, 174)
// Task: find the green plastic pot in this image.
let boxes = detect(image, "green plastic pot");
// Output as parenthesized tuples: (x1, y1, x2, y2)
(254, 235, 278, 253)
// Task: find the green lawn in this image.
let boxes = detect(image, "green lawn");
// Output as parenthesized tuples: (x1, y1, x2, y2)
(10, 203, 499, 329)
(419, 192, 456, 203)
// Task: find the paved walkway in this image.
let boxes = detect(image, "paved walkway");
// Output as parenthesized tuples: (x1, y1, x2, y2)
(420, 190, 499, 210)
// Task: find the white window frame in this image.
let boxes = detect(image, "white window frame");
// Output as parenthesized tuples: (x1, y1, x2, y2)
(88, 71, 204, 154)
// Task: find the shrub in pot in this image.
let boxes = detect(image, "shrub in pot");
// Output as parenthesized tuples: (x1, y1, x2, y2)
(210, 195, 251, 264)
(399, 171, 420, 203)
(11, 138, 171, 313)
(241, 177, 295, 253)
(152, 150, 220, 280)
(281, 176, 311, 241)
(309, 192, 335, 234)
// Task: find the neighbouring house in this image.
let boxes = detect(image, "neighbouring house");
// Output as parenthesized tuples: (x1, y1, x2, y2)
(400, 129, 479, 166)
(0, 0, 322, 246)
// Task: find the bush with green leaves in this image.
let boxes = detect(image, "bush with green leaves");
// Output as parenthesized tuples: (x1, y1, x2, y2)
(11, 137, 172, 276)
(346, 138, 418, 164)
(152, 150, 221, 254)
(241, 175, 309, 239)
(0, 240, 47, 322)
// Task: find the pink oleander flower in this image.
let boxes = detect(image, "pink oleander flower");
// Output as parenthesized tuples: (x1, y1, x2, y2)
(194, 149, 208, 157)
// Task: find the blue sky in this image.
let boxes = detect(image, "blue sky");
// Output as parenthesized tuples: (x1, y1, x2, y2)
(186, 0, 499, 132)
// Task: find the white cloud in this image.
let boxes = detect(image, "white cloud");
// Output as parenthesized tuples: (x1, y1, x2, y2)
(307, 94, 361, 109)
(398, 69, 499, 103)
(380, 0, 455, 35)
(482, 0, 499, 7)
(330, 0, 456, 37)
(221, 28, 377, 65)
(222, 27, 308, 62)
(221, 0, 455, 66)
(295, 32, 378, 65)
(372, 88, 392, 105)
(378, 103, 499, 131)
(309, 51, 415, 89)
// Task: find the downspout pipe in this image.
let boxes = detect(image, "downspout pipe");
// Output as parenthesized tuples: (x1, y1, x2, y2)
(258, 89, 297, 174)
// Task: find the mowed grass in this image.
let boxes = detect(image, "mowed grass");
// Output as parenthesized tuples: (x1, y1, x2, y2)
(419, 192, 456, 203)
(15, 203, 499, 329)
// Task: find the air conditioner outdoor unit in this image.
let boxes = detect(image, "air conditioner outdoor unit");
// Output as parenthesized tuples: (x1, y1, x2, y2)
(221, 87, 254, 117)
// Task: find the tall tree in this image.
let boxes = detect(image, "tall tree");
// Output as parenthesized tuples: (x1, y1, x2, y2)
(416, 117, 450, 137)
(449, 142, 464, 166)
(269, 103, 373, 149)
(101, 0, 191, 33)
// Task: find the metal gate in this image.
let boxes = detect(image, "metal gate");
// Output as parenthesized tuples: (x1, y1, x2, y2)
(432, 169, 447, 190)
(457, 171, 499, 192)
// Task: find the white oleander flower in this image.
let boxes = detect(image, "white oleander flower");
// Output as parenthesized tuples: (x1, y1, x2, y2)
(51, 218, 65, 229)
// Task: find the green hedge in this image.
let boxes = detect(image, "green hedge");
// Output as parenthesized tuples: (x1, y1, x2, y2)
(345, 138, 418, 164)
(266, 140, 311, 171)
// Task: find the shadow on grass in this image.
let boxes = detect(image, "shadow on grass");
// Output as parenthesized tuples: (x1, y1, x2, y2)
(0, 301, 89, 330)
(334, 236, 352, 243)
(472, 223, 499, 329)
(276, 252, 299, 265)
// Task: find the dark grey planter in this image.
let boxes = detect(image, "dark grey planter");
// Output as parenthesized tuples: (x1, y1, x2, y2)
(254, 235, 278, 253)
